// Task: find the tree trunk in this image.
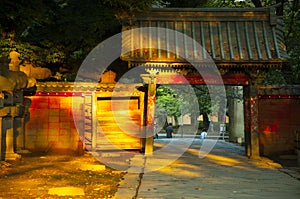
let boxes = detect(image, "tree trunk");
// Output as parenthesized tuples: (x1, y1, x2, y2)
(276, 0, 284, 16)
(203, 113, 209, 129)
(251, 0, 262, 7)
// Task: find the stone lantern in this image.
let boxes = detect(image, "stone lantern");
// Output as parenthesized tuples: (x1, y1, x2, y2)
(0, 51, 35, 160)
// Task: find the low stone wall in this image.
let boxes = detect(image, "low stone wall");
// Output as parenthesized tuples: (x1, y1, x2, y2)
(258, 85, 300, 156)
(25, 95, 84, 153)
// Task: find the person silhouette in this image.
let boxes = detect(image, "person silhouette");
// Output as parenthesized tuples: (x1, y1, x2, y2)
(166, 123, 174, 138)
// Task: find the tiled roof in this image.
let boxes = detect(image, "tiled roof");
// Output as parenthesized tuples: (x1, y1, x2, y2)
(23, 82, 143, 95)
(121, 7, 289, 67)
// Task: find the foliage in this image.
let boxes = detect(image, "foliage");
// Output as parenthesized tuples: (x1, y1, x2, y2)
(160, 0, 209, 7)
(103, 0, 157, 18)
(260, 68, 287, 85)
(156, 84, 230, 126)
(204, 0, 255, 8)
(156, 85, 181, 119)
(156, 85, 201, 126)
(192, 85, 212, 115)
(0, 0, 120, 73)
(283, 0, 300, 84)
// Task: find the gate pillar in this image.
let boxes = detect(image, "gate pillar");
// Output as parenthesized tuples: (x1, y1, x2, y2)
(244, 77, 260, 158)
(141, 74, 157, 155)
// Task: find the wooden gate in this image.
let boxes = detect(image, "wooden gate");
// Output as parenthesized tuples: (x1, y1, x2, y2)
(96, 96, 143, 150)
(82, 84, 145, 151)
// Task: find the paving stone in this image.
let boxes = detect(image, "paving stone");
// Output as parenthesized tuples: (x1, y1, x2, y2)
(140, 140, 300, 198)
(78, 164, 106, 171)
(114, 139, 300, 198)
(48, 186, 84, 196)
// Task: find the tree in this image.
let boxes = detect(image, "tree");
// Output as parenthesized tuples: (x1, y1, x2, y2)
(0, 0, 156, 76)
(156, 85, 181, 126)
(161, 0, 209, 7)
(284, 0, 300, 84)
(156, 84, 230, 129)
(103, 0, 157, 19)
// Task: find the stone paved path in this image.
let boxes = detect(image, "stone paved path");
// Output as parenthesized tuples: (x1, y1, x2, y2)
(115, 139, 300, 199)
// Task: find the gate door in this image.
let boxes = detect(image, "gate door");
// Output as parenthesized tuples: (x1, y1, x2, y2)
(96, 95, 143, 151)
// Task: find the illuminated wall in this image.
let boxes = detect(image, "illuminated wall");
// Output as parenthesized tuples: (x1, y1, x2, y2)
(25, 95, 83, 153)
(259, 99, 300, 156)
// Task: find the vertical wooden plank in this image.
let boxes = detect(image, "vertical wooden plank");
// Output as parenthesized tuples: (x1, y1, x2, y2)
(235, 22, 243, 59)
(218, 22, 225, 59)
(130, 24, 134, 58)
(262, 21, 272, 59)
(79, 103, 85, 150)
(254, 22, 262, 59)
(149, 21, 152, 59)
(209, 22, 216, 59)
(272, 26, 281, 58)
(245, 22, 253, 60)
(0, 117, 2, 160)
(227, 22, 234, 60)
(166, 22, 170, 59)
(191, 22, 197, 60)
(183, 22, 189, 59)
(157, 22, 161, 59)
(200, 22, 207, 59)
(139, 21, 144, 58)
(174, 22, 179, 59)
(91, 92, 97, 152)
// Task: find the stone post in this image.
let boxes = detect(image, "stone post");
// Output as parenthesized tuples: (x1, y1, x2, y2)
(3, 117, 20, 160)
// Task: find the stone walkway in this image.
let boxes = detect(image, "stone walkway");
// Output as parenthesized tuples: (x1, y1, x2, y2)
(114, 138, 300, 199)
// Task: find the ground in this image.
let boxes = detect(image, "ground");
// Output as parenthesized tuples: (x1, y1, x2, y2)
(0, 152, 125, 199)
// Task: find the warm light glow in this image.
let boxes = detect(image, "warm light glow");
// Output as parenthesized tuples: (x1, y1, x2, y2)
(156, 159, 202, 177)
(205, 154, 241, 166)
(263, 126, 271, 134)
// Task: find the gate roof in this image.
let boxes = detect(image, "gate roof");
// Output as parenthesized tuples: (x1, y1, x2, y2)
(121, 7, 289, 68)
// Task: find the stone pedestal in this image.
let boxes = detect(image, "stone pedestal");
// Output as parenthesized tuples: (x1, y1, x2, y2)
(2, 117, 21, 160)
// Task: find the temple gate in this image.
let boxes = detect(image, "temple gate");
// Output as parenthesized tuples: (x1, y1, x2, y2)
(120, 7, 289, 158)
(1, 7, 294, 160)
